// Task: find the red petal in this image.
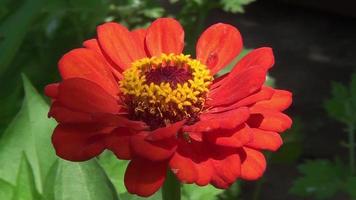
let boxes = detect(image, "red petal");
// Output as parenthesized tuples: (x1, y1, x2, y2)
(125, 158, 167, 197)
(208, 66, 267, 107)
(131, 28, 147, 54)
(184, 107, 249, 132)
(52, 124, 106, 161)
(57, 78, 120, 114)
(97, 22, 146, 70)
(83, 39, 123, 80)
(145, 18, 184, 56)
(207, 124, 252, 148)
(208, 86, 274, 113)
(58, 48, 119, 96)
(210, 150, 241, 189)
(231, 47, 274, 75)
(247, 109, 292, 132)
(146, 120, 185, 141)
(105, 127, 133, 160)
(83, 39, 102, 53)
(196, 23, 242, 75)
(240, 147, 266, 180)
(246, 128, 283, 151)
(169, 141, 213, 185)
(130, 132, 176, 161)
(44, 83, 59, 98)
(253, 89, 292, 111)
(49, 101, 93, 123)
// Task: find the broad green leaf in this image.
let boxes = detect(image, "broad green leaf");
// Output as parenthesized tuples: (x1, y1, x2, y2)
(0, 0, 42, 74)
(0, 179, 14, 200)
(98, 151, 129, 194)
(43, 159, 119, 200)
(345, 176, 356, 198)
(289, 160, 347, 199)
(182, 184, 223, 200)
(120, 191, 162, 200)
(12, 154, 41, 200)
(0, 75, 57, 193)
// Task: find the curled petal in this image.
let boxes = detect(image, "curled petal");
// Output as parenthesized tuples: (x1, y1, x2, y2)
(208, 87, 274, 113)
(246, 128, 283, 151)
(131, 132, 177, 161)
(208, 66, 267, 107)
(240, 147, 266, 180)
(247, 109, 292, 132)
(57, 78, 121, 114)
(146, 120, 185, 141)
(196, 23, 242, 75)
(44, 83, 59, 99)
(145, 18, 184, 56)
(52, 124, 106, 161)
(253, 89, 292, 111)
(206, 124, 252, 148)
(184, 107, 249, 132)
(125, 158, 167, 197)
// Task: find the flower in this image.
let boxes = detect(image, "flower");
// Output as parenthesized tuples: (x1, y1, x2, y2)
(45, 18, 292, 197)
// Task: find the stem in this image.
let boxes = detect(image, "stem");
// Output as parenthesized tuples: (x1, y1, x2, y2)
(348, 123, 355, 175)
(162, 170, 181, 200)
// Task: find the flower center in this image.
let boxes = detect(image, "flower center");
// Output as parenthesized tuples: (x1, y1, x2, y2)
(120, 54, 213, 129)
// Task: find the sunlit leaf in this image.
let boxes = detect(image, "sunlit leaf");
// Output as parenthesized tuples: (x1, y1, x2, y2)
(0, 178, 14, 200)
(43, 159, 119, 200)
(98, 151, 129, 195)
(0, 75, 57, 193)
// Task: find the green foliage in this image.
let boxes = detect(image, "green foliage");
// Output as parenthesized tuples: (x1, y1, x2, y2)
(0, 75, 57, 192)
(98, 151, 129, 195)
(345, 176, 356, 198)
(290, 160, 348, 199)
(220, 0, 255, 13)
(182, 184, 224, 200)
(324, 73, 356, 126)
(43, 159, 119, 200)
(0, 77, 119, 200)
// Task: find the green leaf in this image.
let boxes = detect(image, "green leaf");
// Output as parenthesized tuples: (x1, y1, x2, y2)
(120, 191, 161, 200)
(12, 154, 41, 200)
(98, 151, 129, 194)
(324, 82, 351, 124)
(182, 184, 223, 200)
(43, 159, 119, 200)
(345, 176, 356, 198)
(0, 0, 43, 74)
(0, 75, 57, 193)
(219, 0, 255, 13)
(0, 179, 14, 200)
(289, 160, 347, 199)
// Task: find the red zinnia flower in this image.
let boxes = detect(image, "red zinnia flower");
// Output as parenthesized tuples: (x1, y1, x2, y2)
(45, 18, 292, 197)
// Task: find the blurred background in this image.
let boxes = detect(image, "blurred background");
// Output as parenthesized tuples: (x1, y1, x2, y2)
(1, 0, 356, 199)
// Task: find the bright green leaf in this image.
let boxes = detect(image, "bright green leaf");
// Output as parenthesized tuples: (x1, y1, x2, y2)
(43, 159, 119, 200)
(0, 75, 57, 193)
(182, 184, 223, 200)
(120, 191, 161, 200)
(12, 154, 41, 200)
(98, 151, 129, 195)
(0, 179, 14, 200)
